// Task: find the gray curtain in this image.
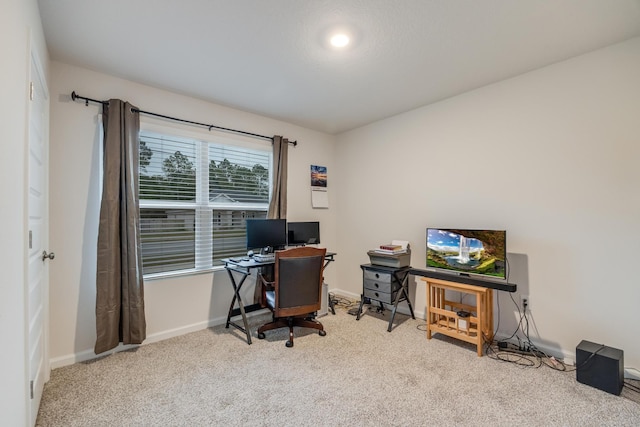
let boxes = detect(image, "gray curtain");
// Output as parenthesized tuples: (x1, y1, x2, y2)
(256, 136, 289, 304)
(95, 99, 146, 355)
(267, 135, 288, 219)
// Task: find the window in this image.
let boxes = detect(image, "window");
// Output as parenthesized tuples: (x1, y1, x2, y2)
(139, 131, 271, 276)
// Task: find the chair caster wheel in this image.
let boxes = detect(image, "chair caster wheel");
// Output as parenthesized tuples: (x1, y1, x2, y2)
(258, 332, 265, 339)
(319, 330, 326, 336)
(286, 341, 293, 347)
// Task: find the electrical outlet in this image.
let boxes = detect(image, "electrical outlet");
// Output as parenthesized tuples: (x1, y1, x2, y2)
(521, 295, 529, 310)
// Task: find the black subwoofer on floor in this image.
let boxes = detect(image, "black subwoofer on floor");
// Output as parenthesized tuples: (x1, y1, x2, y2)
(576, 340, 624, 395)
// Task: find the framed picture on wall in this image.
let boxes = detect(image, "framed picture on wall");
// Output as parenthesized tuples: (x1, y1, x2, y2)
(311, 165, 327, 188)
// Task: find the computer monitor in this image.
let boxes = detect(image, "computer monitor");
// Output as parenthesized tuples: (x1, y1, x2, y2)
(287, 221, 320, 246)
(246, 219, 287, 252)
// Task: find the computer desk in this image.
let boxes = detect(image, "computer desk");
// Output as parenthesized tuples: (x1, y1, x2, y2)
(222, 251, 336, 344)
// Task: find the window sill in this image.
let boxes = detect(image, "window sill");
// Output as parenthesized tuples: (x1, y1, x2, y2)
(143, 265, 226, 282)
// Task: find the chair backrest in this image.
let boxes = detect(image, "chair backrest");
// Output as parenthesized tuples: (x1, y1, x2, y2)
(273, 247, 326, 318)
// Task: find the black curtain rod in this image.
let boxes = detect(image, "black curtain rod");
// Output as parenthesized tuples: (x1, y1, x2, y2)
(70, 91, 297, 146)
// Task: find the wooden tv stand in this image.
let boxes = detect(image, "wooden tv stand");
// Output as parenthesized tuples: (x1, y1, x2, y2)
(420, 277, 493, 356)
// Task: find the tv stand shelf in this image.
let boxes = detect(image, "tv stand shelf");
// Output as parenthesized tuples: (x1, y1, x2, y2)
(420, 277, 493, 356)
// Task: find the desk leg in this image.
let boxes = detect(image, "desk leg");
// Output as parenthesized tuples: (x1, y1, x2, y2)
(225, 269, 253, 345)
(387, 272, 415, 332)
(388, 292, 401, 332)
(225, 270, 246, 327)
(355, 295, 365, 320)
(388, 286, 410, 332)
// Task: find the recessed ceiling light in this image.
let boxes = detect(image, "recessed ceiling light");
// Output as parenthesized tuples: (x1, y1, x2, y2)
(330, 33, 350, 48)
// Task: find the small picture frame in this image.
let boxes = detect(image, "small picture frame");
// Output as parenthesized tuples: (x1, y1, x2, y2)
(311, 165, 327, 188)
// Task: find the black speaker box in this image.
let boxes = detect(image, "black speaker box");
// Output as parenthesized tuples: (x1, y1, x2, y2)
(576, 340, 624, 395)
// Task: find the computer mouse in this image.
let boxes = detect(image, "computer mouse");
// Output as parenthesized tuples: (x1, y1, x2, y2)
(247, 250, 254, 257)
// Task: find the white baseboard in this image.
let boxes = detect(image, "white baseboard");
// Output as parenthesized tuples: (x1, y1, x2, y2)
(49, 312, 268, 369)
(329, 288, 360, 301)
(625, 367, 640, 380)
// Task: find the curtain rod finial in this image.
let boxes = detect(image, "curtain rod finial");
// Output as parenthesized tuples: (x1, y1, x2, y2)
(71, 91, 77, 101)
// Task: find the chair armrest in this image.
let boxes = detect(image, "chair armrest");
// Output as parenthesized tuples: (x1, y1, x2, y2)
(258, 273, 275, 289)
(258, 273, 275, 308)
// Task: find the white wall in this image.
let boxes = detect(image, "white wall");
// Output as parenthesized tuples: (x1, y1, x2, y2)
(334, 36, 640, 367)
(0, 0, 50, 424)
(49, 62, 337, 366)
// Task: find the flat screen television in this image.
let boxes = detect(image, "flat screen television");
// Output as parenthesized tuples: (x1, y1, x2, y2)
(246, 219, 287, 252)
(426, 228, 507, 281)
(287, 221, 320, 246)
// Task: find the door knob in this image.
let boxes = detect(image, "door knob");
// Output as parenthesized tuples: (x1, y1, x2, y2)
(42, 250, 55, 261)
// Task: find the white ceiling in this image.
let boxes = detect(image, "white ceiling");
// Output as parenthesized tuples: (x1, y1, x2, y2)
(38, 0, 640, 134)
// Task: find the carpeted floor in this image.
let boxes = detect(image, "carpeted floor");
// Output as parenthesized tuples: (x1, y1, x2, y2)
(37, 305, 640, 426)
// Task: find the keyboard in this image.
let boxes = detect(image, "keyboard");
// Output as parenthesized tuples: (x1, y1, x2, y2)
(253, 253, 275, 263)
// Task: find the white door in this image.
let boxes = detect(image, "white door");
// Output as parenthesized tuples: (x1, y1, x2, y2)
(27, 49, 50, 426)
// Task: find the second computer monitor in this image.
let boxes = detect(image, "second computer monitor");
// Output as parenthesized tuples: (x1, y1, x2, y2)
(287, 221, 320, 246)
(246, 219, 287, 252)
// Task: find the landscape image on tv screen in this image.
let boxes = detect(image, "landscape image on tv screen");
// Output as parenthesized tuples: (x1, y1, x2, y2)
(426, 229, 506, 280)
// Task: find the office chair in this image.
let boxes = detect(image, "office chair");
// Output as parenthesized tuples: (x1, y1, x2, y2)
(257, 247, 327, 347)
